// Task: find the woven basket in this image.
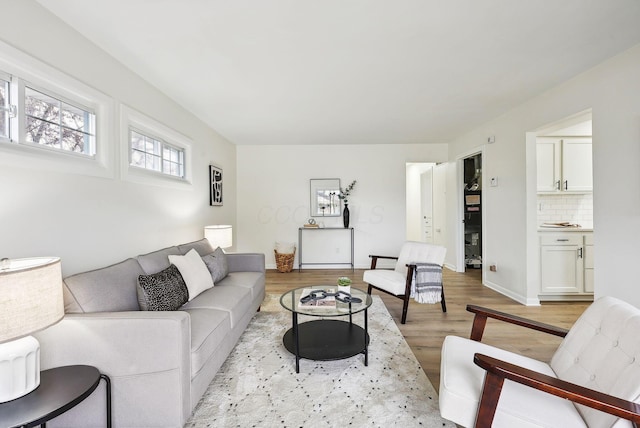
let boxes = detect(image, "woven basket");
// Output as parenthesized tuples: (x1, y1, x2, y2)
(274, 249, 295, 273)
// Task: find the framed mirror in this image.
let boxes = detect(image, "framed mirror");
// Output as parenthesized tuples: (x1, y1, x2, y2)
(310, 178, 341, 217)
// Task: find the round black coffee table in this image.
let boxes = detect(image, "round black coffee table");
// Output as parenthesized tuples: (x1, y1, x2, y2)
(280, 286, 372, 373)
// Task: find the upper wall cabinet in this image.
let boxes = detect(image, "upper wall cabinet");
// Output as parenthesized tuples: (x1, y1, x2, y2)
(536, 137, 592, 193)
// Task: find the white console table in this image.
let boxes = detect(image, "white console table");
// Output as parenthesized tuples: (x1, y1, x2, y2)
(298, 227, 354, 271)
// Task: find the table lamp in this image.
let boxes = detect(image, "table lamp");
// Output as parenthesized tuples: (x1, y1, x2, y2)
(204, 225, 233, 251)
(0, 257, 63, 403)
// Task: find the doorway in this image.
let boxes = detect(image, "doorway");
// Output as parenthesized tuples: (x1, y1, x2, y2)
(463, 153, 482, 271)
(406, 162, 448, 246)
(406, 163, 436, 243)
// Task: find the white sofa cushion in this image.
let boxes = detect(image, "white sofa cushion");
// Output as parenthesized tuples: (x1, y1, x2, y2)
(362, 269, 407, 295)
(440, 335, 587, 428)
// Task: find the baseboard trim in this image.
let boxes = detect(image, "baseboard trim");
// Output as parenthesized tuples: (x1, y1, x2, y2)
(483, 279, 540, 306)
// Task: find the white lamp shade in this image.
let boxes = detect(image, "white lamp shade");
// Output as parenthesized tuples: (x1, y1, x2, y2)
(0, 257, 63, 402)
(0, 257, 64, 343)
(204, 225, 233, 249)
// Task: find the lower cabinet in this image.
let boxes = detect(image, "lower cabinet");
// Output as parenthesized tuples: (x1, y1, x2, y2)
(539, 232, 593, 301)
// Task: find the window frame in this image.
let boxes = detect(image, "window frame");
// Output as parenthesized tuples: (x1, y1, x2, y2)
(0, 71, 12, 143)
(120, 104, 192, 187)
(23, 83, 97, 157)
(0, 40, 114, 179)
(129, 127, 186, 179)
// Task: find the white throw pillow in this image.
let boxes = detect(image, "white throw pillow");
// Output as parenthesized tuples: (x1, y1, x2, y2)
(168, 249, 214, 301)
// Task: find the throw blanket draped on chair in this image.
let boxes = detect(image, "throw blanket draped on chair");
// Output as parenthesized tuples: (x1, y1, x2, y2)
(410, 262, 442, 304)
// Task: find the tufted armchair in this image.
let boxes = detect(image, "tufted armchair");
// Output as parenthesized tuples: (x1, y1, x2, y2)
(439, 296, 640, 427)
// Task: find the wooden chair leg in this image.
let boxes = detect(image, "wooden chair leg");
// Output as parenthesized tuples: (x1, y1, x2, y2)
(440, 288, 447, 313)
(401, 294, 410, 324)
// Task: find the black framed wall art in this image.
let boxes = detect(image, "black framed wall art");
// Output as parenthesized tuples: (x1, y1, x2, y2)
(209, 165, 223, 206)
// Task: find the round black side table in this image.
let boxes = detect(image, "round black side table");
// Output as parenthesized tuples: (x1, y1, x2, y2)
(0, 365, 111, 428)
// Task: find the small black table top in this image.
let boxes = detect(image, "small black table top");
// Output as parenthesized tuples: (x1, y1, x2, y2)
(0, 365, 102, 428)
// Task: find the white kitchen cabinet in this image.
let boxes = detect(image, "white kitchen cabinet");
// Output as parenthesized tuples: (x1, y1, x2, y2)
(536, 137, 592, 193)
(539, 232, 593, 300)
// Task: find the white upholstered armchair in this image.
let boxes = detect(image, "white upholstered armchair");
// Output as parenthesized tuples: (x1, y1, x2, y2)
(439, 296, 640, 427)
(363, 241, 447, 324)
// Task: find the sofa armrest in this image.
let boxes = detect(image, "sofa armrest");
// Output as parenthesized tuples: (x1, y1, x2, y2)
(466, 305, 569, 342)
(33, 311, 192, 427)
(35, 311, 190, 376)
(226, 252, 265, 273)
(473, 353, 640, 427)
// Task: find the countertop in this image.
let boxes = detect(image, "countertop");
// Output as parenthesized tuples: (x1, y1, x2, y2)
(538, 226, 593, 232)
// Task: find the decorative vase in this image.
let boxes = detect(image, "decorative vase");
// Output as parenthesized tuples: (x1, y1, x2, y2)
(343, 203, 350, 228)
(337, 285, 351, 295)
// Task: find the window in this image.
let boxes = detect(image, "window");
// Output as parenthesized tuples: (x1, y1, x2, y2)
(24, 87, 96, 156)
(130, 129, 185, 178)
(0, 75, 10, 140)
(120, 104, 192, 187)
(0, 40, 113, 179)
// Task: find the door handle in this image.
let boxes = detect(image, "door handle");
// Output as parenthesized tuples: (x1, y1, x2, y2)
(556, 180, 561, 190)
(578, 247, 583, 258)
(564, 180, 568, 190)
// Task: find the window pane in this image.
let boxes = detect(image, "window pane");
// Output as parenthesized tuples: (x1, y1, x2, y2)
(24, 86, 96, 156)
(0, 79, 8, 139)
(131, 131, 144, 150)
(131, 149, 145, 167)
(25, 117, 61, 148)
(61, 129, 90, 153)
(25, 87, 60, 123)
(61, 103, 88, 132)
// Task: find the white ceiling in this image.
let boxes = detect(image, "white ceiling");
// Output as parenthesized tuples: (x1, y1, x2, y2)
(36, 0, 640, 145)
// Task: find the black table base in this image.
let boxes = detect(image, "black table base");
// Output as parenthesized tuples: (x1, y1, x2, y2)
(283, 319, 369, 372)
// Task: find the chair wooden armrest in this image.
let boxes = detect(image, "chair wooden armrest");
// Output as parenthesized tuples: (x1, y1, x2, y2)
(466, 304, 569, 341)
(368, 254, 399, 269)
(473, 353, 640, 428)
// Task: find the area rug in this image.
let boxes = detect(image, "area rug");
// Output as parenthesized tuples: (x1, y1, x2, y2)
(185, 294, 455, 427)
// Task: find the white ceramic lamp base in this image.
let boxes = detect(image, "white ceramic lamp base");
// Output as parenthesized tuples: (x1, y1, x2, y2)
(0, 335, 40, 403)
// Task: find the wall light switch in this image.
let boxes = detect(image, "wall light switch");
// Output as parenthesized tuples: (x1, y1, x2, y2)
(490, 177, 498, 187)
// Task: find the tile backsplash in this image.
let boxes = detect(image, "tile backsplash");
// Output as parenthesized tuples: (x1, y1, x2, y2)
(537, 193, 593, 228)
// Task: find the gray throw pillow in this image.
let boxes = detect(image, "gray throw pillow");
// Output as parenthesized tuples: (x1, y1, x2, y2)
(136, 264, 189, 311)
(202, 247, 228, 283)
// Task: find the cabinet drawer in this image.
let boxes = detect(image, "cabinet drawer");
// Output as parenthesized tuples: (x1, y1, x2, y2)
(540, 234, 582, 245)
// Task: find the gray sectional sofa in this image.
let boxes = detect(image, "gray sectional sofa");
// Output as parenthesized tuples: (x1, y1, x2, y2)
(34, 238, 265, 428)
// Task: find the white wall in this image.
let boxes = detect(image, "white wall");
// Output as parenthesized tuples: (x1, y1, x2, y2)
(447, 43, 640, 308)
(0, 1, 236, 276)
(237, 144, 448, 269)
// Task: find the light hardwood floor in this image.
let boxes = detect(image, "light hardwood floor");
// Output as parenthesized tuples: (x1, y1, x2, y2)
(265, 267, 590, 391)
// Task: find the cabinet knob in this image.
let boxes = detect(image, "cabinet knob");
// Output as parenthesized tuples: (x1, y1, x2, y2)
(564, 180, 568, 190)
(578, 248, 583, 258)
(556, 239, 569, 242)
(556, 180, 561, 190)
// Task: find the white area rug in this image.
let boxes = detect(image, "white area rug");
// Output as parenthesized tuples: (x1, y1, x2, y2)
(185, 294, 455, 427)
